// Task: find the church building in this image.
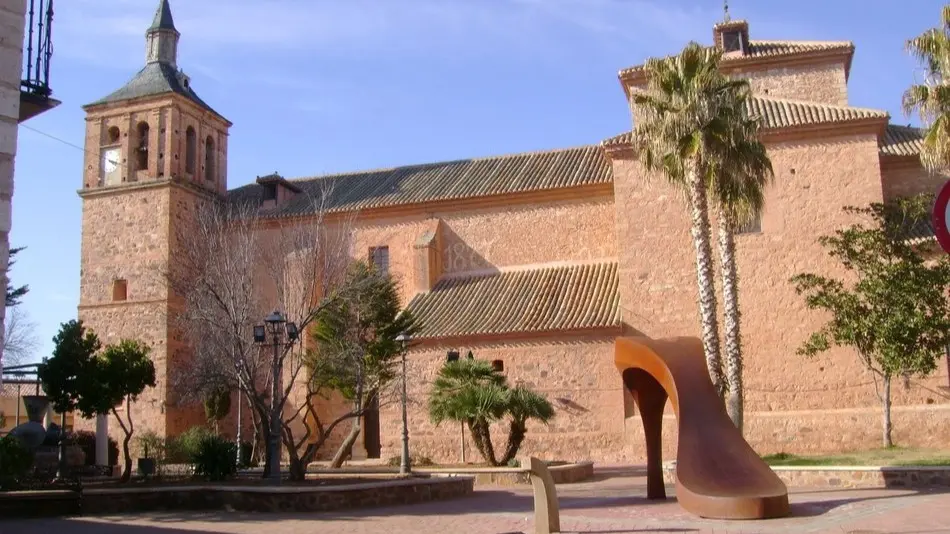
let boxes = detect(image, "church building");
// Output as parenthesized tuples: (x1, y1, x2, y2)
(76, 0, 949, 464)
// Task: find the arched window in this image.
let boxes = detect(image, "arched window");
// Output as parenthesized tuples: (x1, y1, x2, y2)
(185, 126, 196, 174)
(204, 135, 215, 181)
(135, 122, 150, 171)
(107, 126, 120, 144)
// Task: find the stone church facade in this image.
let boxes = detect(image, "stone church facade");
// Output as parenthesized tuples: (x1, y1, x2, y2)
(76, 1, 949, 465)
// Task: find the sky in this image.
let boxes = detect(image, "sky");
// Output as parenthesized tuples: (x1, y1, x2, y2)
(8, 0, 946, 362)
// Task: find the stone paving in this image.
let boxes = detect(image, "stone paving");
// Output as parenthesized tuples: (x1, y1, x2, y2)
(3, 467, 950, 534)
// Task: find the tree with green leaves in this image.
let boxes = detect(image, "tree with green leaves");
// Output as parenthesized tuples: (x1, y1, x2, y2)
(5, 246, 28, 307)
(429, 358, 554, 466)
(39, 323, 156, 482)
(88, 340, 156, 482)
(279, 261, 416, 480)
(38, 320, 102, 417)
(791, 196, 950, 448)
(632, 41, 751, 397)
(903, 4, 950, 172)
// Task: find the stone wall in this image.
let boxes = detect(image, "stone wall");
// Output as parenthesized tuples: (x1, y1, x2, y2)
(0, 0, 24, 385)
(732, 60, 849, 105)
(611, 131, 950, 459)
(376, 337, 630, 464)
(662, 464, 950, 489)
(80, 477, 474, 515)
(881, 160, 949, 202)
(351, 195, 616, 305)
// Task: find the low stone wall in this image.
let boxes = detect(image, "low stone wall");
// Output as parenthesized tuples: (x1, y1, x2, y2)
(1, 477, 473, 518)
(661, 463, 950, 489)
(419, 461, 595, 486)
(0, 490, 80, 518)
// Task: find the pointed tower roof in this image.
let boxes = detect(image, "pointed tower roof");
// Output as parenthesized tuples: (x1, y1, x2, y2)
(148, 0, 177, 33)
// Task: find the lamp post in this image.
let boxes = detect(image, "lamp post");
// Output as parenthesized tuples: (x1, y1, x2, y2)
(395, 333, 412, 475)
(253, 310, 299, 484)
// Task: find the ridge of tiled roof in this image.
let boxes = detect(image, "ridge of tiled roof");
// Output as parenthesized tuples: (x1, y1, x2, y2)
(228, 145, 611, 217)
(880, 124, 924, 157)
(84, 62, 219, 115)
(602, 96, 888, 148)
(406, 261, 621, 340)
(619, 40, 854, 77)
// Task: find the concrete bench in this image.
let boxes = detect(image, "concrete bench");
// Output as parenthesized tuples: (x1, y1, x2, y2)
(528, 457, 560, 534)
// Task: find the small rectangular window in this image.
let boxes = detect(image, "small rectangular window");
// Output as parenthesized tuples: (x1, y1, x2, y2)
(491, 360, 504, 372)
(112, 279, 128, 302)
(262, 184, 277, 201)
(736, 214, 761, 235)
(446, 350, 459, 362)
(722, 31, 744, 53)
(369, 246, 390, 276)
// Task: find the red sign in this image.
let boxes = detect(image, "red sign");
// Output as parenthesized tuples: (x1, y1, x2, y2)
(933, 180, 950, 253)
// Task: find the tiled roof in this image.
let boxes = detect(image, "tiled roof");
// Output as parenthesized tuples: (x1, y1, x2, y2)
(84, 62, 219, 115)
(228, 145, 611, 217)
(602, 97, 888, 148)
(880, 125, 924, 157)
(619, 40, 854, 77)
(406, 262, 621, 340)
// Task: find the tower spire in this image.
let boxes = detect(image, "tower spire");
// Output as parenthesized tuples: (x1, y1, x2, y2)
(724, 0, 731, 22)
(145, 0, 179, 66)
(149, 0, 177, 33)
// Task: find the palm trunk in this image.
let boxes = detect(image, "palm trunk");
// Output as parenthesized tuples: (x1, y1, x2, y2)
(686, 161, 725, 397)
(468, 420, 498, 466)
(500, 419, 527, 466)
(882, 375, 893, 448)
(717, 207, 743, 432)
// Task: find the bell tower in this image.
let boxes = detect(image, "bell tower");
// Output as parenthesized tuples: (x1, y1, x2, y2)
(76, 0, 231, 439)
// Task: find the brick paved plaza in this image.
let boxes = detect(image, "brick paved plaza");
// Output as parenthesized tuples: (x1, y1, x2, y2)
(4, 467, 949, 534)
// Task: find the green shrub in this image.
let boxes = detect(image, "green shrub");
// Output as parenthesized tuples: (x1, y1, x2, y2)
(0, 436, 34, 490)
(191, 435, 237, 481)
(135, 429, 165, 459)
(166, 425, 213, 464)
(65, 430, 119, 466)
(506, 458, 520, 468)
(239, 440, 253, 468)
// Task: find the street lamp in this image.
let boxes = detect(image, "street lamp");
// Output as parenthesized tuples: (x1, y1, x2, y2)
(395, 333, 412, 475)
(253, 310, 299, 483)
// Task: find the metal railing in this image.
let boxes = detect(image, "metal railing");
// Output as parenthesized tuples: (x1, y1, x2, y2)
(21, 0, 54, 98)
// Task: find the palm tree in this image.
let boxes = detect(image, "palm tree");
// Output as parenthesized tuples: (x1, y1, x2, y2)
(904, 4, 950, 171)
(632, 42, 749, 396)
(429, 358, 554, 466)
(708, 90, 774, 432)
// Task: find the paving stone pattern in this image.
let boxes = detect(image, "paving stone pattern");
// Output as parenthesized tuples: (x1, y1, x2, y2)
(4, 467, 950, 533)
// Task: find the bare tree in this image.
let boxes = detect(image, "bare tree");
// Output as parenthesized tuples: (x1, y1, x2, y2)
(166, 183, 356, 478)
(3, 305, 39, 366)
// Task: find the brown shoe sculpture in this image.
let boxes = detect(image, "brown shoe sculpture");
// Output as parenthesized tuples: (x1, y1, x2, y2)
(615, 336, 790, 520)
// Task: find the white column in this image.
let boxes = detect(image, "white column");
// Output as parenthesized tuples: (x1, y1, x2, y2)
(95, 414, 108, 466)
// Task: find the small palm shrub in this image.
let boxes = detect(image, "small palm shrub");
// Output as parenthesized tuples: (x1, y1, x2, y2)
(429, 358, 554, 466)
(191, 434, 237, 481)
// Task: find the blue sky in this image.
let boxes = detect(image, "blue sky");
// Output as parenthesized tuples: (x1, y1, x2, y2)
(9, 0, 945, 361)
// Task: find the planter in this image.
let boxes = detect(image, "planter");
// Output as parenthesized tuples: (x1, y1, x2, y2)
(137, 458, 156, 477)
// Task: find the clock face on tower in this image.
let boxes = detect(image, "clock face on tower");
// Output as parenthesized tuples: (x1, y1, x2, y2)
(102, 148, 120, 185)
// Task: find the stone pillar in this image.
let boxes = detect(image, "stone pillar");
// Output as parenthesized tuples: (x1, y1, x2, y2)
(0, 0, 26, 388)
(96, 413, 109, 466)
